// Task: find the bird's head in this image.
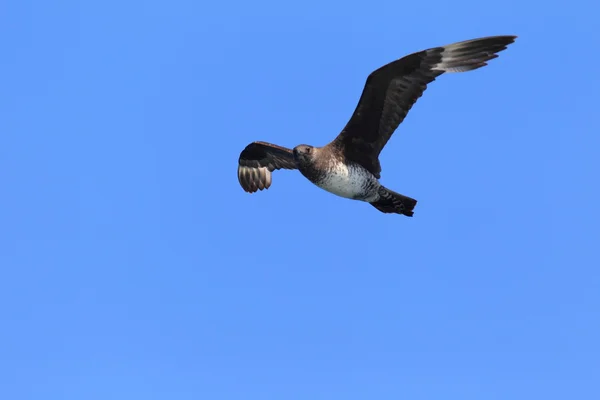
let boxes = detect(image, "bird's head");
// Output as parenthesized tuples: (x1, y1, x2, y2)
(293, 144, 316, 163)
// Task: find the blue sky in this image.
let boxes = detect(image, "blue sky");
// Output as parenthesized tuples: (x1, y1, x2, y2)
(1, 0, 599, 399)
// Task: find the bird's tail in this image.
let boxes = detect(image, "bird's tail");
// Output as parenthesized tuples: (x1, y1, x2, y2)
(370, 186, 418, 217)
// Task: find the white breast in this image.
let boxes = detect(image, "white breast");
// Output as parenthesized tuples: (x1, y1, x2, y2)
(316, 162, 377, 201)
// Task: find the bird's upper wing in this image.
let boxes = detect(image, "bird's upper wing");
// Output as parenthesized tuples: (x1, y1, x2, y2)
(237, 141, 297, 193)
(328, 35, 517, 178)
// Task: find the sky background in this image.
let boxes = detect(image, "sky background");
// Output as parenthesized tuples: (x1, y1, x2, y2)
(1, 1, 599, 399)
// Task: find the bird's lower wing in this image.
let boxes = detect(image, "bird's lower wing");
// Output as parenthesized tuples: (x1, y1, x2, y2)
(238, 141, 297, 193)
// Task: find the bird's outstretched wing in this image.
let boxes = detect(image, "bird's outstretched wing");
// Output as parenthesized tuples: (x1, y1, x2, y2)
(237, 141, 297, 193)
(328, 35, 517, 178)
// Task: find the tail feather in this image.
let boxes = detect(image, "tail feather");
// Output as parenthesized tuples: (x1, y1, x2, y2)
(370, 187, 417, 217)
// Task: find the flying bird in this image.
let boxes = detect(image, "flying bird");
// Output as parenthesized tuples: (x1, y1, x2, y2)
(237, 35, 517, 216)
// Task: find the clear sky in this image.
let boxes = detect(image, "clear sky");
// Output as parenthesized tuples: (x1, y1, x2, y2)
(1, 1, 599, 399)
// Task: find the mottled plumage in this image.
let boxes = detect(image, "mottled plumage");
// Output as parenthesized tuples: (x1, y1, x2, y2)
(237, 35, 517, 216)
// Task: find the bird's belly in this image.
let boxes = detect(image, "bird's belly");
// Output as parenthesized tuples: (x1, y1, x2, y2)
(315, 165, 378, 201)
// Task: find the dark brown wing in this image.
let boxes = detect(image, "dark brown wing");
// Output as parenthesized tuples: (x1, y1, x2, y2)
(328, 35, 517, 178)
(238, 141, 297, 193)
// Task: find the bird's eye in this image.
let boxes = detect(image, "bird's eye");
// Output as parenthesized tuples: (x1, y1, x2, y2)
(306, 147, 311, 153)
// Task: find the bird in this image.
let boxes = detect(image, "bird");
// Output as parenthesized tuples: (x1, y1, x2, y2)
(237, 35, 517, 217)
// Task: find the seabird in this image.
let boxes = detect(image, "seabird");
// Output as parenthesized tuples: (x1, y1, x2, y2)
(237, 35, 517, 216)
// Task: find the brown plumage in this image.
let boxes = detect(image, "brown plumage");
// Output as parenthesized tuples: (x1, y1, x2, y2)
(237, 35, 517, 215)
(237, 141, 296, 193)
(329, 35, 517, 178)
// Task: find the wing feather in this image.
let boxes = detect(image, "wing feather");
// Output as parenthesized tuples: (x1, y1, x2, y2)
(237, 141, 297, 193)
(329, 35, 517, 178)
